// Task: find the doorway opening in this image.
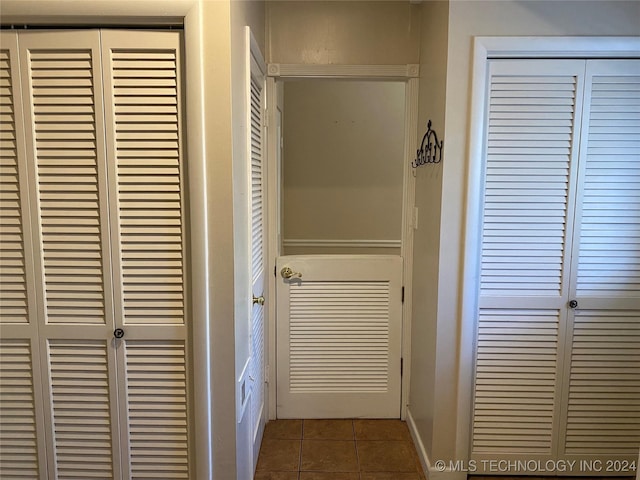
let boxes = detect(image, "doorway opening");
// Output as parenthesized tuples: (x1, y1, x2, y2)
(266, 66, 418, 420)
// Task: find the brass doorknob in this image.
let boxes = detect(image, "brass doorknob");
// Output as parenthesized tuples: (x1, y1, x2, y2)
(253, 295, 265, 306)
(281, 267, 302, 279)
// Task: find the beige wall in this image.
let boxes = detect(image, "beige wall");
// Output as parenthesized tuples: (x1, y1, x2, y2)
(419, 0, 640, 471)
(267, 0, 420, 64)
(410, 0, 448, 464)
(282, 80, 405, 255)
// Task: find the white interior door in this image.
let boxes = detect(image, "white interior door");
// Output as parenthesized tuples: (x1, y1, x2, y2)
(559, 59, 640, 459)
(276, 255, 403, 418)
(248, 30, 267, 469)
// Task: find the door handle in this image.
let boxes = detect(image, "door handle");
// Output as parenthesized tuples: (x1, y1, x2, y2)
(253, 295, 265, 306)
(281, 267, 302, 279)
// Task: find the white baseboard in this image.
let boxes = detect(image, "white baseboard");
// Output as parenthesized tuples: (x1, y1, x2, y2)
(406, 408, 467, 480)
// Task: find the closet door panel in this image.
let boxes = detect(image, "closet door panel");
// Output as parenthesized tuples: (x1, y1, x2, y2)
(100, 30, 190, 479)
(471, 60, 586, 463)
(17, 30, 121, 480)
(0, 30, 47, 479)
(562, 59, 640, 460)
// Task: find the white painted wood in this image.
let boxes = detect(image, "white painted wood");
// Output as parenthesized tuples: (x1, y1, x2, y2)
(5, 28, 190, 479)
(276, 255, 402, 418)
(469, 56, 640, 469)
(459, 36, 640, 473)
(283, 239, 401, 249)
(17, 30, 123, 479)
(267, 63, 419, 78)
(100, 29, 191, 479)
(266, 77, 285, 421)
(559, 59, 640, 460)
(471, 59, 586, 463)
(246, 26, 267, 474)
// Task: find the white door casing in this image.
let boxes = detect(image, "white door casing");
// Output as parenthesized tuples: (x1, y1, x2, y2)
(276, 255, 403, 419)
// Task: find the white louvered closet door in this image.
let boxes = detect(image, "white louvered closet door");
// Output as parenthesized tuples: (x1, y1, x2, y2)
(0, 31, 48, 479)
(18, 30, 123, 480)
(100, 30, 190, 480)
(560, 59, 640, 459)
(471, 60, 586, 462)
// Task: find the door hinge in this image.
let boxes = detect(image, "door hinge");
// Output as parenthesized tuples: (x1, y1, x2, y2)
(265, 365, 270, 382)
(400, 358, 404, 377)
(274, 265, 277, 277)
(401, 286, 405, 303)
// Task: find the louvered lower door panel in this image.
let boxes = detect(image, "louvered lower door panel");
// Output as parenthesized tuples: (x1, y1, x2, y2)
(47, 340, 115, 480)
(0, 340, 40, 479)
(472, 309, 560, 456)
(564, 311, 640, 455)
(277, 255, 402, 418)
(289, 281, 391, 393)
(124, 341, 189, 480)
(101, 31, 191, 479)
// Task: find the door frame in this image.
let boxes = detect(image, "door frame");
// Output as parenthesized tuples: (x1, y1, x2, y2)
(457, 35, 640, 466)
(265, 63, 420, 420)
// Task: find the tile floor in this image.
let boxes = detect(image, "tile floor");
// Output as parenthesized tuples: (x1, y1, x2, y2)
(254, 419, 426, 480)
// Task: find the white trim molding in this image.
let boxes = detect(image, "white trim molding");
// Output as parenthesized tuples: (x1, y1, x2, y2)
(283, 239, 401, 249)
(457, 35, 640, 468)
(407, 409, 467, 480)
(267, 63, 419, 78)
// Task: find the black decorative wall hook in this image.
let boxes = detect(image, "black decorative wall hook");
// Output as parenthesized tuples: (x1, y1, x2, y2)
(412, 120, 443, 168)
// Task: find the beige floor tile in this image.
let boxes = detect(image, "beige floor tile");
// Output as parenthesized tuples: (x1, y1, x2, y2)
(300, 473, 359, 480)
(256, 439, 301, 472)
(357, 440, 420, 472)
(300, 440, 358, 472)
(303, 419, 354, 440)
(360, 473, 422, 480)
(254, 472, 300, 480)
(264, 420, 304, 440)
(354, 419, 411, 441)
